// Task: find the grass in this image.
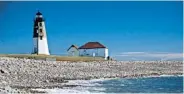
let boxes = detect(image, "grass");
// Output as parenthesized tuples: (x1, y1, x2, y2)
(0, 54, 105, 61)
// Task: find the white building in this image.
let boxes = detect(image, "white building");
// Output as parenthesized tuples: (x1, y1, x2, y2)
(67, 45, 79, 56)
(78, 42, 109, 60)
(32, 11, 50, 55)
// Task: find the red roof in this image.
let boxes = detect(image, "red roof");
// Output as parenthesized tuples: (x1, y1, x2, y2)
(78, 42, 106, 49)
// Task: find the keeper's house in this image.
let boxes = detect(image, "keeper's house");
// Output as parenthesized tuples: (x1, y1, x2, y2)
(80, 42, 109, 60)
(67, 42, 109, 60)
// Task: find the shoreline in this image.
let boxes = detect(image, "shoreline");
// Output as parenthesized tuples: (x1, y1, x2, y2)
(2, 74, 182, 94)
(32, 74, 183, 94)
(0, 57, 183, 93)
(65, 74, 183, 85)
(65, 74, 184, 86)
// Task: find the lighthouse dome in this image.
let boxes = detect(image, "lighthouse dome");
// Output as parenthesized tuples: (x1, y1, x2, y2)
(36, 11, 42, 15)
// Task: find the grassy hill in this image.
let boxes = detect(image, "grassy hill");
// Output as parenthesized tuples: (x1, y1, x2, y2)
(0, 54, 105, 61)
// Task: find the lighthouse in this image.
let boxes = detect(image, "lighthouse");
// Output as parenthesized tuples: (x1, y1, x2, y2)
(32, 11, 50, 55)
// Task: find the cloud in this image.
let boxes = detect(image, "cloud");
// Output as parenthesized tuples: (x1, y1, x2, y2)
(114, 52, 183, 61)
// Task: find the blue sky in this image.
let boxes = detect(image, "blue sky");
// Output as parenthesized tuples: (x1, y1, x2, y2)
(0, 1, 183, 60)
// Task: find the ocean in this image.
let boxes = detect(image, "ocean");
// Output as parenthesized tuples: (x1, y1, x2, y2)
(35, 75, 183, 94)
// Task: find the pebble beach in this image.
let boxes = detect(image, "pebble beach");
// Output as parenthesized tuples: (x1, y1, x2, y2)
(0, 57, 183, 93)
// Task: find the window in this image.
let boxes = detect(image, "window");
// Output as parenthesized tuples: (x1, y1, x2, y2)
(39, 23, 42, 27)
(40, 36, 43, 40)
(40, 29, 42, 33)
(34, 48, 37, 53)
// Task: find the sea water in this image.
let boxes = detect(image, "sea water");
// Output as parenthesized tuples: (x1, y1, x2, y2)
(36, 76, 183, 93)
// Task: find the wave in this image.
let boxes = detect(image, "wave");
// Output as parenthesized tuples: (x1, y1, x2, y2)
(159, 74, 183, 77)
(34, 88, 92, 94)
(34, 87, 106, 94)
(66, 78, 115, 86)
(32, 78, 111, 94)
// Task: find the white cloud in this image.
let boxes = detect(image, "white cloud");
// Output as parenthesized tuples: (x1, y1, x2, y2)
(115, 52, 183, 61)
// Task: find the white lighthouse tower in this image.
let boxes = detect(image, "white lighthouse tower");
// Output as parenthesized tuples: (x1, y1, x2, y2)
(32, 11, 50, 55)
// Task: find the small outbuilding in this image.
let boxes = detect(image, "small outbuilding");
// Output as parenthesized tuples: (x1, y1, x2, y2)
(67, 45, 79, 56)
(78, 42, 109, 60)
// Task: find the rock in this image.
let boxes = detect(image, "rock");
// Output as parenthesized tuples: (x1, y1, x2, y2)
(0, 70, 5, 73)
(49, 77, 65, 83)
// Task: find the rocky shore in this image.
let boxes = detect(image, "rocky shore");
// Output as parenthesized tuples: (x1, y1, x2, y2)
(0, 57, 183, 93)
